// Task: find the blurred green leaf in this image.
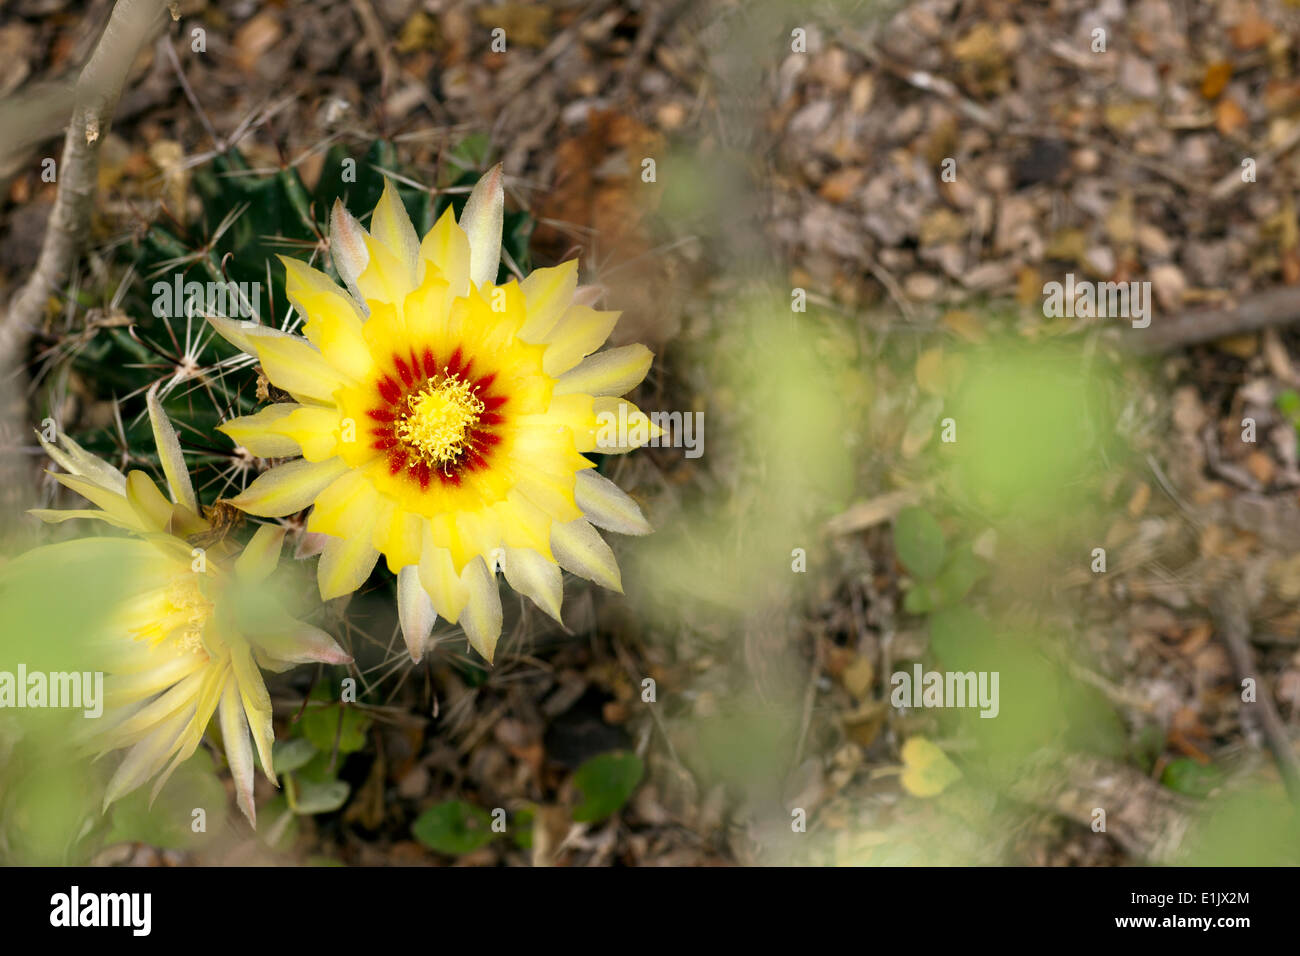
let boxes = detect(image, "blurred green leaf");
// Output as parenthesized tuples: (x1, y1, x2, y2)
(412, 800, 495, 855)
(272, 737, 319, 775)
(572, 751, 644, 823)
(1161, 758, 1224, 798)
(301, 684, 371, 755)
(894, 507, 947, 581)
(106, 750, 228, 849)
(288, 777, 350, 816)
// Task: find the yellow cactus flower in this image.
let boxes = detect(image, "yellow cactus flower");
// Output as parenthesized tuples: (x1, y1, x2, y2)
(30, 387, 350, 825)
(210, 167, 656, 664)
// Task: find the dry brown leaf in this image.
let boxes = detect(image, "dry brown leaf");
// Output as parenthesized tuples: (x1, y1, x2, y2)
(1201, 61, 1233, 99)
(1215, 97, 1249, 136)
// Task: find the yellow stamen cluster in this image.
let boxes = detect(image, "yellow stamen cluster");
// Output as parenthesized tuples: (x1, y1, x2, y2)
(153, 575, 213, 655)
(396, 374, 485, 470)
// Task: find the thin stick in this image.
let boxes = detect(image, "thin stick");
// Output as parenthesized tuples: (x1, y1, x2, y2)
(2, 0, 172, 354)
(1213, 585, 1300, 801)
(1126, 286, 1300, 353)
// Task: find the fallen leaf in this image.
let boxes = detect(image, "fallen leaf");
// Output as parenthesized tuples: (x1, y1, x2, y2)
(1201, 61, 1233, 99)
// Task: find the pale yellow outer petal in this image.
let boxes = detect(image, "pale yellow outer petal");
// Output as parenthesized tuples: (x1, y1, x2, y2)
(229, 457, 350, 518)
(574, 470, 652, 535)
(230, 642, 276, 786)
(209, 314, 353, 404)
(501, 546, 563, 624)
(553, 344, 653, 397)
(591, 397, 664, 453)
(318, 526, 381, 600)
(146, 386, 198, 513)
(459, 164, 503, 289)
(39, 430, 126, 494)
(459, 555, 503, 663)
(235, 523, 286, 584)
(219, 679, 258, 826)
(50, 472, 147, 531)
(329, 199, 370, 307)
(103, 704, 195, 809)
(397, 564, 436, 663)
(550, 517, 623, 592)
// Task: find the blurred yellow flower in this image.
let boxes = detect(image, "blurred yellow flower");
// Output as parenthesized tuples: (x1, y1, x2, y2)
(31, 388, 350, 825)
(211, 167, 656, 664)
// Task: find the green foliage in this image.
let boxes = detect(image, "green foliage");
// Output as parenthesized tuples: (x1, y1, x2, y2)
(411, 800, 495, 855)
(301, 683, 371, 755)
(1180, 784, 1300, 865)
(1160, 758, 1224, 798)
(895, 510, 988, 615)
(572, 751, 644, 823)
(106, 750, 228, 850)
(894, 506, 946, 580)
(274, 683, 373, 817)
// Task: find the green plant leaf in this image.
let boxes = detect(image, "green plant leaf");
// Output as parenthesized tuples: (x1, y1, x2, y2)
(412, 800, 495, 855)
(300, 685, 372, 755)
(288, 777, 351, 816)
(572, 752, 644, 823)
(271, 738, 319, 775)
(894, 507, 946, 580)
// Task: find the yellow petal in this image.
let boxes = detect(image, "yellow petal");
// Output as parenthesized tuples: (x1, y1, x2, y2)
(591, 397, 663, 453)
(518, 259, 578, 342)
(357, 232, 417, 306)
(417, 532, 470, 623)
(419, 206, 471, 299)
(249, 327, 355, 404)
(281, 255, 374, 381)
(49, 472, 145, 531)
(218, 404, 303, 458)
(146, 385, 198, 513)
(541, 305, 620, 376)
(274, 405, 344, 462)
(125, 470, 175, 532)
(370, 178, 420, 285)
